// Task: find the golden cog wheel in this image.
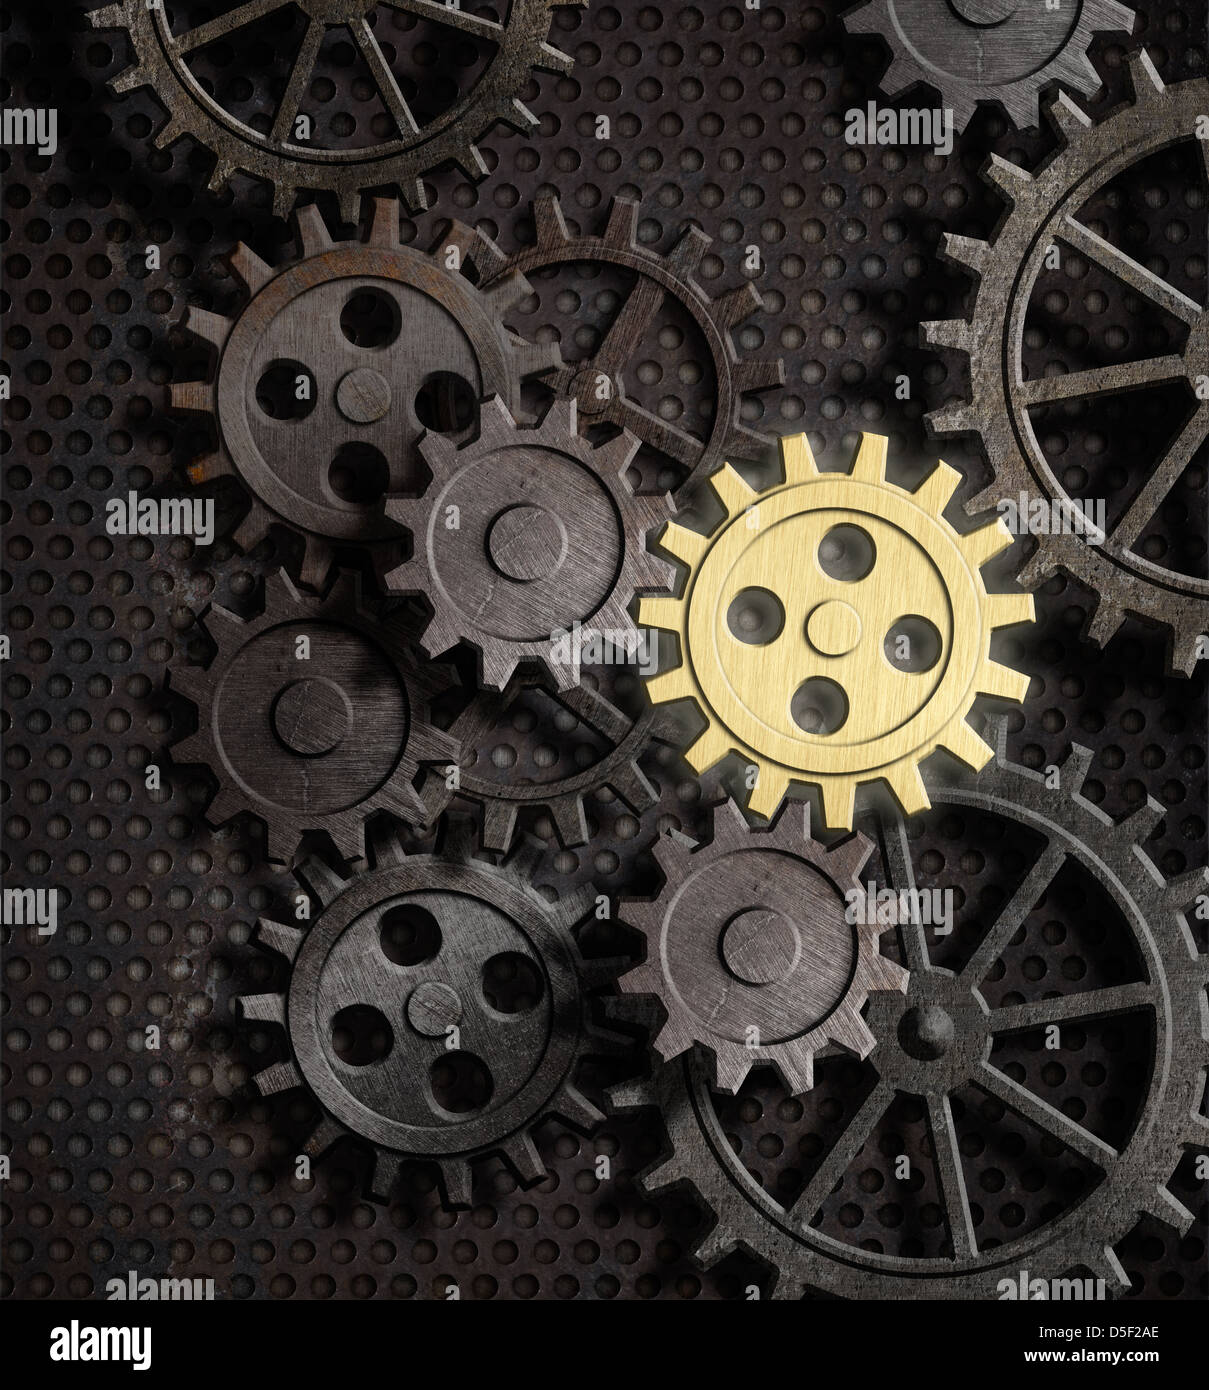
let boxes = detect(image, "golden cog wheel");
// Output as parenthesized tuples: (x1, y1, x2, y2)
(637, 433, 1036, 830)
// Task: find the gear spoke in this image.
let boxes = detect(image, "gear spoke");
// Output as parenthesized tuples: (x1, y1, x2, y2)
(617, 397, 704, 467)
(989, 981, 1154, 1033)
(1110, 404, 1209, 551)
(925, 1092, 978, 1260)
(1017, 354, 1187, 406)
(1058, 216, 1203, 327)
(351, 18, 421, 137)
(787, 1079, 894, 1225)
(960, 841, 1066, 988)
(173, 0, 286, 54)
(594, 275, 666, 377)
(270, 15, 325, 146)
(977, 1061, 1117, 1166)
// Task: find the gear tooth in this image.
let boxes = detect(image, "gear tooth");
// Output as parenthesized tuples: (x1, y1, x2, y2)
(442, 814, 478, 863)
(709, 1045, 754, 1095)
(271, 180, 296, 222)
(655, 520, 709, 568)
(238, 993, 286, 1025)
(168, 380, 216, 414)
(294, 203, 333, 257)
(837, 1012, 878, 1062)
(841, 1, 878, 34)
(942, 719, 995, 773)
(549, 795, 590, 847)
(505, 1133, 547, 1187)
(297, 539, 335, 593)
(925, 402, 976, 438)
(186, 451, 232, 485)
(1161, 866, 1209, 912)
(461, 141, 491, 179)
(941, 233, 993, 280)
(884, 763, 930, 819)
(1060, 741, 1096, 794)
(302, 1116, 344, 1159)
(848, 432, 888, 483)
(366, 1149, 398, 1203)
(1086, 597, 1125, 649)
(1145, 1185, 1195, 1234)
(510, 96, 539, 131)
(253, 1060, 302, 1097)
(152, 117, 185, 151)
(1015, 545, 1058, 588)
(168, 662, 208, 704)
(977, 659, 1032, 705)
(731, 356, 785, 396)
(991, 592, 1036, 630)
(1121, 796, 1164, 844)
(961, 514, 1014, 569)
(984, 154, 1032, 201)
(921, 318, 974, 355)
(609, 761, 658, 813)
(110, 63, 146, 96)
(831, 830, 873, 883)
(483, 266, 534, 317)
(229, 242, 274, 297)
(480, 800, 519, 855)
(1091, 1246, 1132, 1293)
(88, 4, 126, 30)
(1000, 83, 1042, 129)
(368, 197, 399, 247)
(533, 195, 571, 246)
(601, 198, 640, 250)
(818, 778, 856, 832)
(555, 1083, 604, 1133)
(183, 305, 235, 352)
(206, 162, 235, 195)
(168, 732, 206, 765)
(709, 464, 759, 517)
(779, 432, 818, 482)
(206, 785, 247, 828)
(692, 1226, 736, 1269)
(635, 594, 682, 633)
(367, 818, 409, 869)
(1126, 47, 1166, 100)
(1169, 626, 1203, 677)
(231, 511, 268, 553)
(255, 918, 305, 963)
(684, 723, 734, 778)
(666, 224, 710, 282)
(436, 1159, 473, 1209)
(714, 282, 762, 332)
(507, 333, 561, 380)
(912, 459, 961, 517)
(1046, 90, 1095, 145)
(643, 666, 695, 706)
(295, 856, 347, 910)
(746, 766, 789, 821)
(773, 1046, 815, 1097)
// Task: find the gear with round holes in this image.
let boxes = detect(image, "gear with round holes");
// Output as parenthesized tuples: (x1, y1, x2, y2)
(637, 432, 1035, 831)
(616, 800, 907, 1096)
(447, 196, 786, 496)
(169, 567, 459, 864)
(169, 198, 558, 590)
(422, 674, 690, 854)
(841, 0, 1135, 131)
(384, 395, 677, 692)
(239, 817, 629, 1208)
(924, 54, 1209, 674)
(88, 0, 583, 219)
(612, 717, 1209, 1299)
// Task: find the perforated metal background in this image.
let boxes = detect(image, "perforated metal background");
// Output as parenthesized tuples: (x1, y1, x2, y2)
(2, 0, 1206, 1300)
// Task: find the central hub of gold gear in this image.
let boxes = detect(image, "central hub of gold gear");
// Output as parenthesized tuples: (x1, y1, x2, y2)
(638, 432, 1035, 829)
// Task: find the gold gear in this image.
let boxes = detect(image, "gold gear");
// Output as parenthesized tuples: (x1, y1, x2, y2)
(637, 433, 1035, 829)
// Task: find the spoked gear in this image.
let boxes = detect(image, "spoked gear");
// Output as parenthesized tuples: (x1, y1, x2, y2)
(384, 396, 676, 692)
(613, 718, 1209, 1298)
(925, 54, 1209, 673)
(168, 567, 459, 863)
(423, 675, 689, 854)
(616, 800, 907, 1096)
(170, 198, 557, 590)
(446, 196, 785, 494)
(841, 0, 1134, 131)
(240, 818, 629, 1207)
(88, 0, 583, 218)
(638, 432, 1035, 830)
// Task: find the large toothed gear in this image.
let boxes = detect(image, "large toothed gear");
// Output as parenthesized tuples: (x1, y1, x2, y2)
(841, 0, 1134, 131)
(612, 719, 1209, 1298)
(169, 567, 459, 864)
(170, 199, 558, 590)
(384, 396, 677, 692)
(447, 196, 785, 494)
(424, 675, 688, 854)
(924, 54, 1209, 674)
(240, 819, 629, 1208)
(88, 0, 583, 218)
(616, 801, 907, 1096)
(637, 433, 1035, 831)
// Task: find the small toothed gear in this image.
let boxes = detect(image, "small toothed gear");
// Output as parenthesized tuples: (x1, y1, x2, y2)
(384, 396, 677, 692)
(170, 198, 558, 590)
(637, 432, 1035, 830)
(88, 0, 583, 218)
(240, 818, 629, 1208)
(424, 674, 689, 854)
(841, 0, 1134, 131)
(616, 800, 907, 1096)
(612, 719, 1209, 1299)
(447, 196, 785, 494)
(924, 53, 1208, 673)
(169, 567, 459, 864)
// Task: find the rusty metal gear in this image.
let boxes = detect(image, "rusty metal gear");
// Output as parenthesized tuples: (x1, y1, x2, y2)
(240, 817, 628, 1208)
(446, 196, 786, 495)
(88, 0, 583, 218)
(616, 800, 907, 1096)
(612, 717, 1209, 1298)
(924, 53, 1209, 674)
(638, 431, 1035, 831)
(169, 198, 557, 591)
(841, 0, 1135, 131)
(423, 674, 689, 854)
(168, 566, 459, 864)
(384, 395, 676, 692)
